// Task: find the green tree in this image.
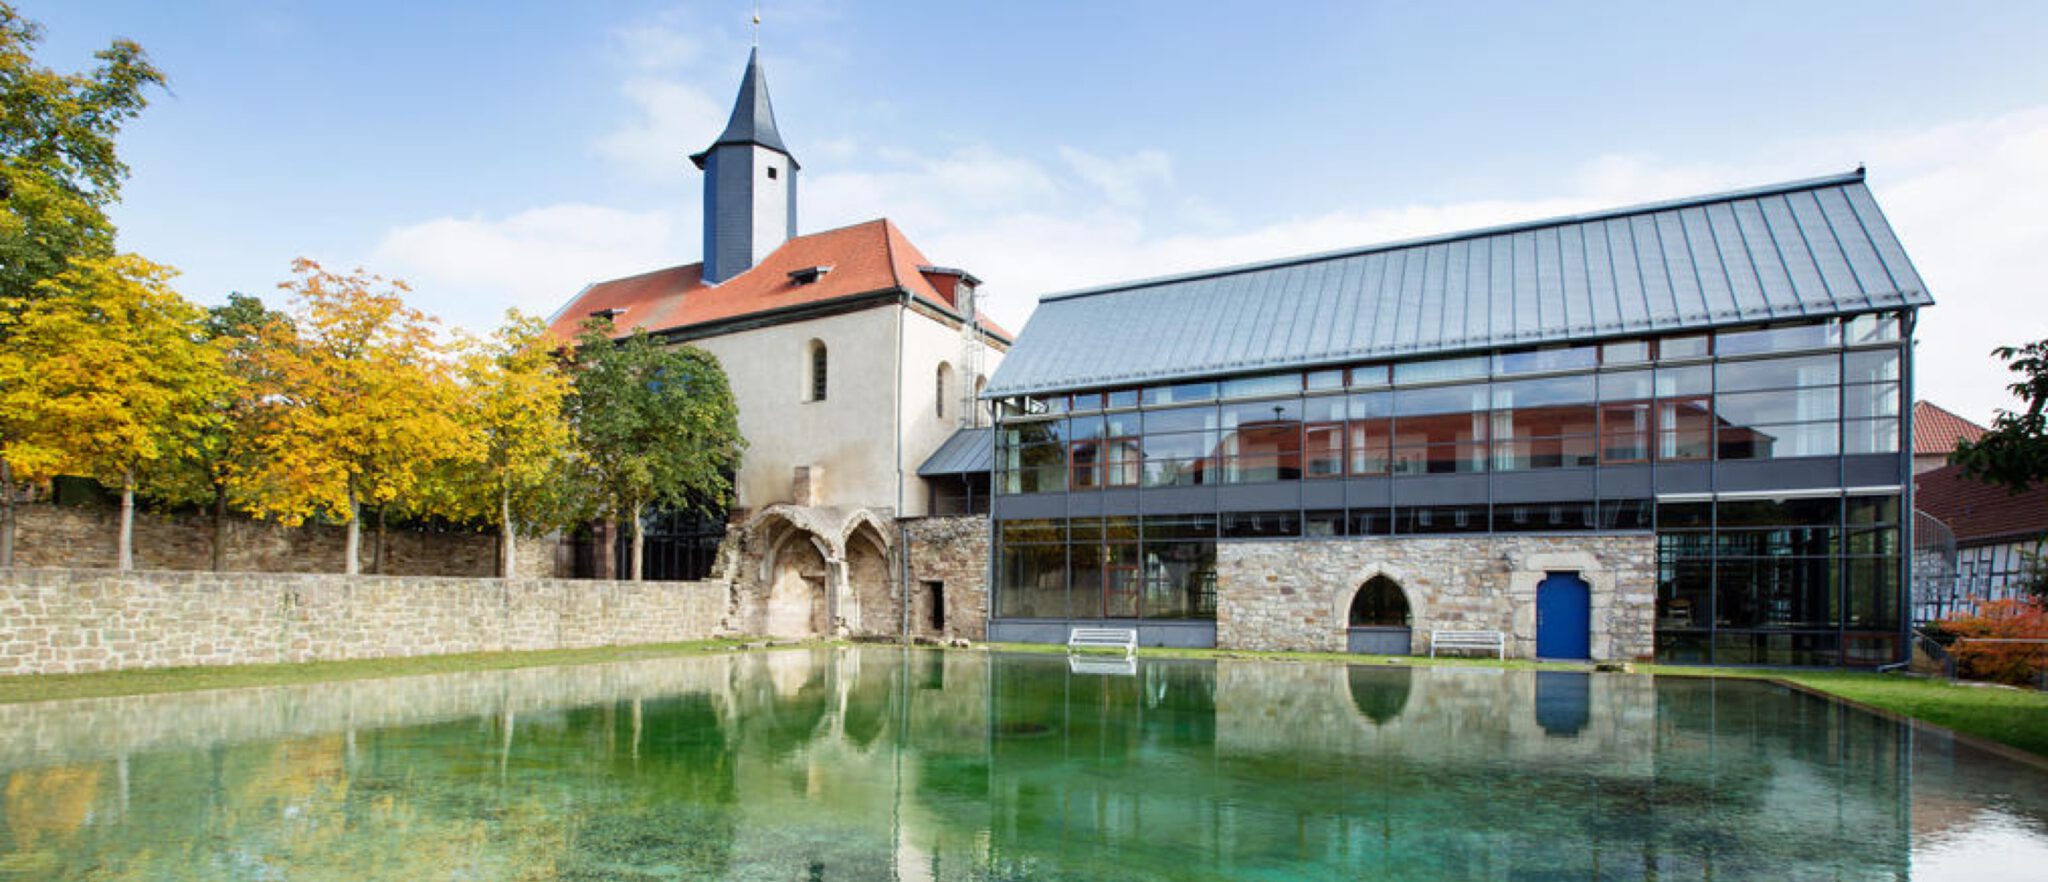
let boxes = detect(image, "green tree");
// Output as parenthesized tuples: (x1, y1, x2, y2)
(448, 310, 576, 577)
(0, 254, 226, 569)
(1952, 339, 2048, 493)
(141, 293, 291, 571)
(567, 324, 743, 581)
(241, 259, 474, 575)
(0, 2, 165, 566)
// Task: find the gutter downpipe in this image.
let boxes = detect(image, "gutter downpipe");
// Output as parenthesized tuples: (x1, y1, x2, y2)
(1882, 309, 1923, 675)
(897, 292, 912, 645)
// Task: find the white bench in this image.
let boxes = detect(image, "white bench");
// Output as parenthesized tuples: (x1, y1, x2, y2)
(1429, 629, 1506, 659)
(1068, 627, 1138, 658)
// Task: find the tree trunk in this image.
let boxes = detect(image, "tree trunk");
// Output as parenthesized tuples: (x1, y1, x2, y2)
(630, 501, 645, 582)
(372, 506, 387, 575)
(499, 485, 515, 578)
(211, 484, 229, 572)
(0, 458, 15, 569)
(118, 469, 136, 571)
(344, 489, 361, 575)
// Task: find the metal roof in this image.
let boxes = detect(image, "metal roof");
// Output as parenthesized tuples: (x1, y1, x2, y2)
(690, 47, 796, 168)
(984, 171, 1931, 397)
(918, 427, 994, 477)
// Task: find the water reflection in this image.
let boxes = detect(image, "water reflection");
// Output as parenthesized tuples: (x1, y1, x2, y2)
(0, 648, 2043, 880)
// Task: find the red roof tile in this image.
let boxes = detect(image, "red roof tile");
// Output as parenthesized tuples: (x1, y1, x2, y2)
(1913, 401, 1987, 456)
(1916, 463, 2048, 545)
(547, 218, 1011, 344)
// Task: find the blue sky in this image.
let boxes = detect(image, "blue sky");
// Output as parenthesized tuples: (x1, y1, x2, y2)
(19, 0, 2048, 422)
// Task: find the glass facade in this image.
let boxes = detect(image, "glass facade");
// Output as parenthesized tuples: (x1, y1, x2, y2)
(989, 315, 1913, 665)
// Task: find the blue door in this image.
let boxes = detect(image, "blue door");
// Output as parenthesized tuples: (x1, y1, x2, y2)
(1536, 572, 1592, 659)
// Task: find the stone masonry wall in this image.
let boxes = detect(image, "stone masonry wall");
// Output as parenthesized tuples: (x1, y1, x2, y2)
(0, 568, 730, 676)
(903, 515, 989, 641)
(10, 503, 560, 578)
(1217, 534, 1656, 660)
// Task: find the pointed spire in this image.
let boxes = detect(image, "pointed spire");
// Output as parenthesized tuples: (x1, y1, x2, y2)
(690, 47, 795, 169)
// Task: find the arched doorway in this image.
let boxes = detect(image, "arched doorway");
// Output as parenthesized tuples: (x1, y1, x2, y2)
(1536, 571, 1592, 659)
(1347, 575, 1413, 655)
(845, 523, 894, 638)
(764, 532, 830, 637)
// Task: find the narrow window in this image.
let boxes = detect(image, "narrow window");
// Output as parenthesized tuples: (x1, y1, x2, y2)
(926, 581, 946, 631)
(936, 363, 953, 420)
(809, 340, 828, 402)
(767, 165, 779, 180)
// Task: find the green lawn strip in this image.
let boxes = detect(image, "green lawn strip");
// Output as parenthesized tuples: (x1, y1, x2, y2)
(0, 638, 755, 705)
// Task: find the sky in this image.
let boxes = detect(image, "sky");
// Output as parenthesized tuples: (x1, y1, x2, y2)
(18, 0, 2048, 424)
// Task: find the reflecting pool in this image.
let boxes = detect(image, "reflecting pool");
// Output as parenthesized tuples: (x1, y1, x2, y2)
(1, 648, 2044, 880)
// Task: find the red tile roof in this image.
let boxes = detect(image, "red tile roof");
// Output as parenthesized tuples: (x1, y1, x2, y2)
(547, 218, 1011, 344)
(1913, 401, 1987, 457)
(1916, 463, 2048, 545)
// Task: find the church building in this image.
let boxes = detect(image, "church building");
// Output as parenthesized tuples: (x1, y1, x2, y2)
(550, 49, 1009, 640)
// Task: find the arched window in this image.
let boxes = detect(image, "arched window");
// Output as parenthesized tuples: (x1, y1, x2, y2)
(1348, 575, 1411, 627)
(808, 340, 828, 402)
(936, 362, 953, 419)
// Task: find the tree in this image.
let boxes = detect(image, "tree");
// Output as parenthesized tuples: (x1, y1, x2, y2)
(1952, 338, 2048, 493)
(0, 2, 164, 566)
(140, 293, 290, 570)
(567, 324, 743, 581)
(0, 3, 163, 307)
(0, 254, 225, 569)
(240, 259, 473, 575)
(450, 310, 575, 577)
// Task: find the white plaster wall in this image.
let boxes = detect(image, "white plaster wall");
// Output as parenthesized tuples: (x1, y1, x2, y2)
(750, 149, 792, 267)
(895, 308, 1006, 517)
(692, 305, 902, 513)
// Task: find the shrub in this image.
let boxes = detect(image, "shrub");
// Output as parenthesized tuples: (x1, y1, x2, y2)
(1943, 598, 2048, 687)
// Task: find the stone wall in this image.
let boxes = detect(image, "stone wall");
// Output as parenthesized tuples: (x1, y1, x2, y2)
(1216, 534, 1656, 660)
(9, 503, 560, 578)
(903, 515, 989, 641)
(0, 568, 731, 676)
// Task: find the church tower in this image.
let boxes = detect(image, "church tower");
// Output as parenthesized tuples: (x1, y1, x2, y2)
(692, 48, 798, 285)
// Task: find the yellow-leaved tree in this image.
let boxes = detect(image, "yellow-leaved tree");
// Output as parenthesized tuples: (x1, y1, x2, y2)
(242, 259, 473, 575)
(450, 310, 575, 577)
(0, 254, 226, 569)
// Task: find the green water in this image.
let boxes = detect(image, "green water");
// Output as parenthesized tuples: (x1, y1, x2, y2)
(1, 649, 2043, 881)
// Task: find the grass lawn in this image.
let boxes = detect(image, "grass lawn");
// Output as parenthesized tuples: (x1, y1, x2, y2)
(4, 638, 2044, 762)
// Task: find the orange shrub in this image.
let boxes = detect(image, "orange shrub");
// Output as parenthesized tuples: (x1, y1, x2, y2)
(1943, 599, 2048, 687)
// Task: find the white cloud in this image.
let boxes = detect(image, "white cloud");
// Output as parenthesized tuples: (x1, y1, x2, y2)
(1057, 146, 1173, 208)
(370, 204, 681, 330)
(593, 76, 728, 181)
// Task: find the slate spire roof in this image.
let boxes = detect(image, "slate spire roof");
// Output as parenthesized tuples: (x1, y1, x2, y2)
(691, 47, 796, 169)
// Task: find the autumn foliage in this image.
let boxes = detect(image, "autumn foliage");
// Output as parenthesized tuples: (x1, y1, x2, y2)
(1942, 598, 2048, 688)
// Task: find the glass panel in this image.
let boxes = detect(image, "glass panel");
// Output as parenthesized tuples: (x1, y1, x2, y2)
(1035, 395, 1071, 414)
(1492, 501, 1596, 532)
(1068, 543, 1105, 619)
(1302, 395, 1347, 422)
(1715, 354, 1841, 392)
(1349, 390, 1394, 419)
(1305, 368, 1345, 391)
(1657, 398, 1714, 461)
(1717, 421, 1839, 459)
(997, 543, 1065, 618)
(1143, 515, 1217, 541)
(1143, 405, 1218, 434)
(1220, 372, 1301, 400)
(1713, 388, 1840, 425)
(1714, 321, 1841, 356)
(1066, 517, 1106, 543)
(1070, 392, 1103, 412)
(1600, 402, 1653, 462)
(1106, 389, 1139, 409)
(1398, 504, 1488, 534)
(1069, 441, 1102, 490)
(1002, 420, 1066, 447)
(1141, 457, 1211, 488)
(1494, 434, 1598, 470)
(1393, 355, 1488, 385)
(1654, 629, 1710, 663)
(1600, 499, 1654, 530)
(1141, 381, 1217, 406)
(1715, 557, 1839, 628)
(1847, 556, 1902, 628)
(1845, 382, 1900, 419)
(1844, 418, 1900, 454)
(1602, 340, 1651, 364)
(1349, 508, 1392, 536)
(1000, 519, 1065, 543)
(1845, 312, 1900, 345)
(1304, 510, 1347, 537)
(1141, 541, 1215, 620)
(1656, 502, 1713, 530)
(1654, 364, 1712, 396)
(1846, 495, 1901, 526)
(1848, 527, 1901, 556)
(1349, 364, 1390, 387)
(1659, 334, 1710, 360)
(1495, 345, 1597, 375)
(1494, 375, 1597, 407)
(1220, 400, 1301, 483)
(1221, 511, 1300, 539)
(1599, 369, 1654, 401)
(1103, 543, 1140, 618)
(1395, 383, 1490, 415)
(1717, 497, 1840, 528)
(1347, 418, 1392, 475)
(1844, 349, 1901, 385)
(1066, 414, 1105, 441)
(1305, 423, 1345, 478)
(1140, 431, 1214, 461)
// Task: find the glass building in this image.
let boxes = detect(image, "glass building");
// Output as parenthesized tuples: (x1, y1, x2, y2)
(978, 171, 1929, 665)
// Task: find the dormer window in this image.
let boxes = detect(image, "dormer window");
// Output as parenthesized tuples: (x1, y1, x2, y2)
(588, 307, 625, 322)
(788, 265, 833, 285)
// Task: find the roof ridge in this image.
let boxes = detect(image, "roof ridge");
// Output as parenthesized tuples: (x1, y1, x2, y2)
(1039, 169, 1870, 304)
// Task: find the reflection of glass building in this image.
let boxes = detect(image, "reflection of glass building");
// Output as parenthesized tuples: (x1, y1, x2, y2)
(981, 172, 1926, 665)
